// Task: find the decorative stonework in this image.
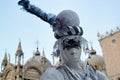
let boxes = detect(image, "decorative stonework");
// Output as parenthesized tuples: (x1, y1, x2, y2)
(98, 27, 120, 80)
(97, 27, 120, 40)
(0, 42, 51, 80)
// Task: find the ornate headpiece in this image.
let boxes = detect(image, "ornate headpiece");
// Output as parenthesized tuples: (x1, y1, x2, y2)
(52, 10, 88, 57)
(18, 0, 89, 57)
(52, 10, 83, 39)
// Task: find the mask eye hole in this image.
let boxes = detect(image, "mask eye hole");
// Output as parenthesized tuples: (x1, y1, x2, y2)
(62, 38, 81, 49)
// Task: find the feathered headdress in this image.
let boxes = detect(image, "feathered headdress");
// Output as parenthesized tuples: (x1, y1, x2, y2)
(52, 10, 89, 57)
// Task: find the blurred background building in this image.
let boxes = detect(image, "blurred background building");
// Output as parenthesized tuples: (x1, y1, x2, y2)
(0, 27, 120, 80)
(0, 42, 51, 80)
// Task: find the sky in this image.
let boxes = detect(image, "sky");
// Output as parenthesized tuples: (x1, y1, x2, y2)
(0, 0, 120, 69)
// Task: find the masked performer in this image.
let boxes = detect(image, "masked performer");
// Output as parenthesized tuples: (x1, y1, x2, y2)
(18, 0, 109, 80)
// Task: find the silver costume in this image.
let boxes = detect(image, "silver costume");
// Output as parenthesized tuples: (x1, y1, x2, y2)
(41, 64, 109, 80)
(18, 1, 109, 80)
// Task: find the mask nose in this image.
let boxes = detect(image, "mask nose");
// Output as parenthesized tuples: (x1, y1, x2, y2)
(70, 48, 81, 56)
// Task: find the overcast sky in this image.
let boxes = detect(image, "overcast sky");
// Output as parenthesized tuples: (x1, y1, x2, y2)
(0, 0, 120, 68)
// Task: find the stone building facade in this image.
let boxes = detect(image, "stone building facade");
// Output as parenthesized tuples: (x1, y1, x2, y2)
(0, 41, 51, 80)
(98, 27, 120, 80)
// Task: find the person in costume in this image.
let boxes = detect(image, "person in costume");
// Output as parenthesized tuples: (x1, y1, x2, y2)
(18, 0, 109, 80)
